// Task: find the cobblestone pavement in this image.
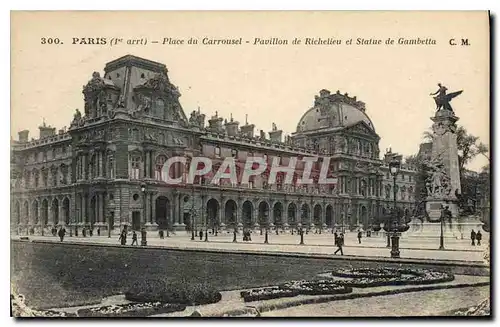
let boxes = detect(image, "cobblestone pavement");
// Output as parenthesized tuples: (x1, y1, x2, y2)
(261, 286, 490, 317)
(23, 232, 488, 262)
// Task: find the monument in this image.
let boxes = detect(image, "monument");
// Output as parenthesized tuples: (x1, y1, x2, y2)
(419, 84, 464, 238)
(425, 84, 462, 219)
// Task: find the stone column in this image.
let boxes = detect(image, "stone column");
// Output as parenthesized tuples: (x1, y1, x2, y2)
(58, 201, 64, 226)
(283, 200, 289, 230)
(151, 194, 156, 224)
(269, 201, 275, 228)
(253, 204, 260, 230)
(236, 198, 243, 230)
(296, 201, 301, 228)
(82, 194, 87, 225)
(219, 197, 225, 230)
(48, 201, 53, 227)
(143, 192, 149, 225)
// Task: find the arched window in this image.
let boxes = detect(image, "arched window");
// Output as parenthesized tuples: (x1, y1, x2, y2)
(155, 155, 167, 181)
(130, 155, 141, 179)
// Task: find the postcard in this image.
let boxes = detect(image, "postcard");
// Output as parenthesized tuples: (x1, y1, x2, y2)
(10, 11, 490, 318)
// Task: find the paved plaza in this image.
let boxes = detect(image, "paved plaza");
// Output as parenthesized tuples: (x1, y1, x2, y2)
(23, 230, 488, 262)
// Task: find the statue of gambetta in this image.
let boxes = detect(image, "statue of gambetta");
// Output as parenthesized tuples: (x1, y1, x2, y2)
(430, 83, 463, 113)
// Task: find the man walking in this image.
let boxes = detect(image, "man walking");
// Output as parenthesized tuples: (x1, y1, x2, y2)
(58, 226, 66, 242)
(471, 229, 476, 246)
(131, 231, 138, 246)
(334, 233, 344, 255)
(118, 229, 127, 245)
(357, 230, 362, 244)
(334, 231, 338, 245)
(476, 230, 482, 246)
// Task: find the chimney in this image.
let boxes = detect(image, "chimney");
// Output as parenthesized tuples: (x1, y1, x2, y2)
(269, 122, 283, 143)
(225, 114, 239, 137)
(18, 130, 29, 142)
(240, 122, 255, 138)
(207, 111, 224, 133)
(39, 122, 56, 139)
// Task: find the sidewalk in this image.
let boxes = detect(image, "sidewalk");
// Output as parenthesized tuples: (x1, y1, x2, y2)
(22, 233, 487, 262)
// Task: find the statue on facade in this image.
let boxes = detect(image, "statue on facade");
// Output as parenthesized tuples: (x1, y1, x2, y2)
(260, 130, 266, 140)
(73, 109, 82, 121)
(82, 72, 106, 116)
(430, 83, 463, 112)
(272, 122, 277, 131)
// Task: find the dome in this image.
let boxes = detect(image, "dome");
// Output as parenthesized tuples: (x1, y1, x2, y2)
(295, 90, 375, 133)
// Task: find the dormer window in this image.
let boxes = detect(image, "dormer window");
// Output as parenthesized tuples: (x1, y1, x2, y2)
(215, 146, 221, 158)
(231, 149, 237, 158)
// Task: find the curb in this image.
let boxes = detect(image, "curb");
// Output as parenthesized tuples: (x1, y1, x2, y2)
(15, 239, 488, 268)
(216, 281, 491, 317)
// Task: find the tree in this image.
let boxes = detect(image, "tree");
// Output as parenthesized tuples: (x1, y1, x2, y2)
(455, 126, 489, 180)
(419, 126, 489, 215)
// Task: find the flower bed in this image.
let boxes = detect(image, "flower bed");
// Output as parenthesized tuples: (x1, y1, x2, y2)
(240, 280, 352, 302)
(331, 268, 454, 288)
(76, 302, 187, 317)
(124, 279, 222, 306)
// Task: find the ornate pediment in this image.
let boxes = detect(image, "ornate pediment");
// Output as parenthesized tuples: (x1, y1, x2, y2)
(345, 121, 377, 137)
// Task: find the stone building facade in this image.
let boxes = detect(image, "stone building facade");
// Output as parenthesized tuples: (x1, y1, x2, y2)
(10, 55, 416, 234)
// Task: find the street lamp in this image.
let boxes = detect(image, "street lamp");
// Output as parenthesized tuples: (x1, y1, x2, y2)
(140, 184, 147, 246)
(439, 205, 445, 250)
(388, 158, 401, 258)
(191, 185, 196, 241)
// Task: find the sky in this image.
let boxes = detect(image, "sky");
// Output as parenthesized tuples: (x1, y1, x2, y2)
(10, 11, 490, 171)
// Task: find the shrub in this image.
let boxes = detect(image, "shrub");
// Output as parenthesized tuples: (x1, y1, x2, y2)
(125, 279, 222, 305)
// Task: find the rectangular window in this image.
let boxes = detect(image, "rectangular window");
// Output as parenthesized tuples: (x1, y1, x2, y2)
(131, 156, 141, 179)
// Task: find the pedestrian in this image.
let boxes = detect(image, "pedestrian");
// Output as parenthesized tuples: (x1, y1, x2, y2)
(82, 228, 87, 237)
(75, 227, 78, 237)
(199, 229, 203, 240)
(89, 228, 93, 237)
(357, 230, 362, 244)
(58, 227, 66, 242)
(118, 230, 127, 245)
(334, 231, 338, 245)
(97, 228, 100, 237)
(340, 232, 345, 246)
(159, 230, 164, 239)
(476, 230, 482, 246)
(131, 231, 138, 246)
(471, 229, 476, 246)
(334, 233, 344, 255)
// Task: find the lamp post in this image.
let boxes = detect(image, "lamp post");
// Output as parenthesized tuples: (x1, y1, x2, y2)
(140, 184, 147, 246)
(388, 158, 401, 258)
(439, 205, 445, 250)
(191, 185, 195, 241)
